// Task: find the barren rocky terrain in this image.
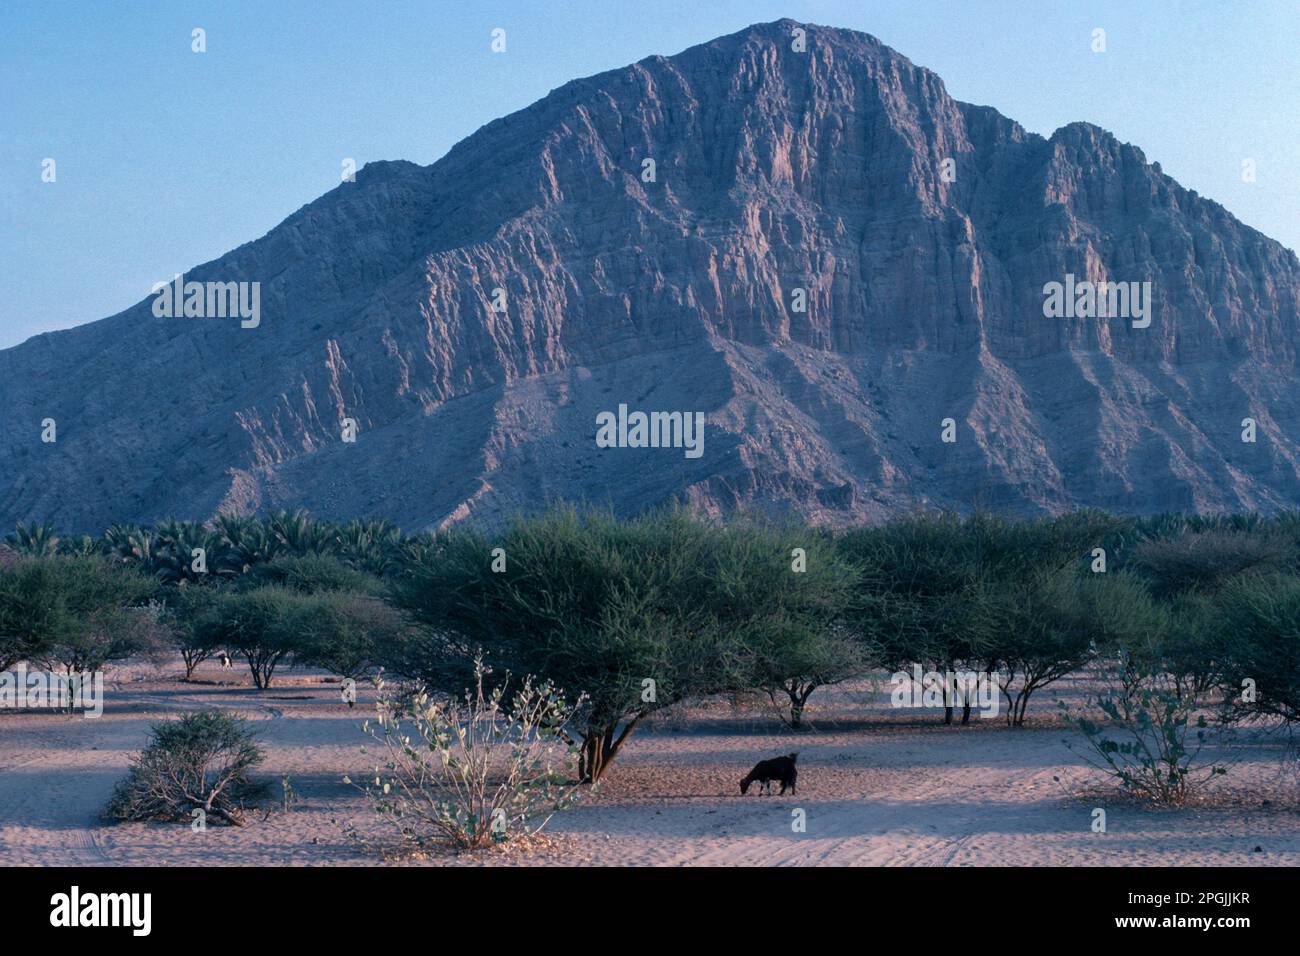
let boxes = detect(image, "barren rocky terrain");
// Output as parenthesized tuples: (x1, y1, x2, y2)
(3, 20, 1299, 531)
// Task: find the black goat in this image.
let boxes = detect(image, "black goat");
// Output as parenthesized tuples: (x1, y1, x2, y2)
(740, 752, 798, 796)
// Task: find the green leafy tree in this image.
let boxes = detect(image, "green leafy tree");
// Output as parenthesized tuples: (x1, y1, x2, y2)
(190, 586, 307, 689)
(1214, 573, 1300, 726)
(294, 591, 415, 681)
(0, 556, 158, 677)
(393, 507, 778, 782)
(721, 525, 865, 728)
(168, 584, 225, 679)
(245, 553, 382, 596)
(0, 558, 64, 670)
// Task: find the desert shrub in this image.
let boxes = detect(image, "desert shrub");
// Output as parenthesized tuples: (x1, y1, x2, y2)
(1061, 654, 1231, 806)
(105, 710, 265, 825)
(346, 657, 582, 853)
(1214, 573, 1300, 725)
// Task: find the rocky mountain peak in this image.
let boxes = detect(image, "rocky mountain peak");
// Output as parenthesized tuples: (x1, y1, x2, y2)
(3, 21, 1299, 531)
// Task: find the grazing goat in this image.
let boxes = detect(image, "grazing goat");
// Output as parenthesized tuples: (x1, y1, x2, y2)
(740, 752, 798, 796)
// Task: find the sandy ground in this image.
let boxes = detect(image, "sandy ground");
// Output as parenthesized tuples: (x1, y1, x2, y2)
(2, 660, 1298, 866)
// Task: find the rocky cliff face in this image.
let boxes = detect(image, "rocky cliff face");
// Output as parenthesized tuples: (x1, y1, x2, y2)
(4, 20, 1300, 532)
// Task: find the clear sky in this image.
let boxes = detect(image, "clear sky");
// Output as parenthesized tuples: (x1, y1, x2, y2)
(2, 0, 1297, 350)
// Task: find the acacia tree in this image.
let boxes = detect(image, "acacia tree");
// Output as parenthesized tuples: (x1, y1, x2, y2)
(190, 587, 306, 689)
(954, 512, 1146, 726)
(719, 525, 865, 728)
(1128, 528, 1291, 600)
(840, 510, 1125, 725)
(0, 558, 64, 670)
(393, 506, 797, 782)
(1, 556, 158, 676)
(246, 553, 382, 596)
(293, 591, 414, 681)
(1127, 528, 1293, 695)
(168, 585, 224, 679)
(1214, 572, 1300, 726)
(971, 569, 1164, 726)
(839, 513, 991, 724)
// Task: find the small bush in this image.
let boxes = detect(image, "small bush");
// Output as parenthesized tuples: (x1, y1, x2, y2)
(346, 656, 582, 853)
(105, 710, 265, 826)
(1061, 657, 1231, 806)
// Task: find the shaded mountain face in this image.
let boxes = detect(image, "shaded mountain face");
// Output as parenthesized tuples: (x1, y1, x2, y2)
(4, 19, 1300, 533)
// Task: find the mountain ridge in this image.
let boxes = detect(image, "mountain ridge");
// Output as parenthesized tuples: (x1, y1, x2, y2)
(4, 19, 1300, 532)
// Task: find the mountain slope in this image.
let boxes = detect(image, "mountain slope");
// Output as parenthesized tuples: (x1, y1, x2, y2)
(4, 19, 1300, 532)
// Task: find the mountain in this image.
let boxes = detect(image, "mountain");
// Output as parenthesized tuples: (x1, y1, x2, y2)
(4, 19, 1300, 533)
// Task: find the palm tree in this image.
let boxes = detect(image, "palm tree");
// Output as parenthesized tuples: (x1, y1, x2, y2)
(269, 509, 339, 556)
(5, 521, 61, 557)
(58, 534, 99, 557)
(102, 523, 149, 562)
(150, 519, 226, 584)
(214, 514, 281, 574)
(338, 518, 403, 576)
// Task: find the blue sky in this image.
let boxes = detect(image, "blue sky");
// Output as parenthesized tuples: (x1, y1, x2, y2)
(2, 0, 1297, 349)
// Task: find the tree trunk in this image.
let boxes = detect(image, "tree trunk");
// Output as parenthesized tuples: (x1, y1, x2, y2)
(246, 654, 266, 690)
(1013, 687, 1034, 726)
(579, 731, 613, 783)
(786, 683, 815, 729)
(578, 716, 642, 783)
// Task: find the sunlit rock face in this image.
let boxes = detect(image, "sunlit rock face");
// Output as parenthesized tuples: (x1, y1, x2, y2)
(3, 20, 1299, 533)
